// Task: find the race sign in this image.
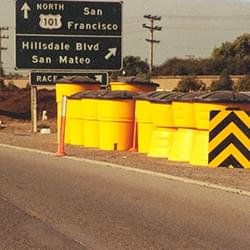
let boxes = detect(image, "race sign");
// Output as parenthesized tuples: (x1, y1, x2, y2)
(30, 72, 108, 86)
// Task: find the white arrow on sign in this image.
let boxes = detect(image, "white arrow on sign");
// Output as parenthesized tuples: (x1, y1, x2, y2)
(21, 2, 31, 20)
(105, 48, 117, 60)
(94, 74, 103, 83)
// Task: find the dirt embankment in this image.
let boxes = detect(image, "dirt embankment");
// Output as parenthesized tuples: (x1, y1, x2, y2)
(0, 89, 56, 119)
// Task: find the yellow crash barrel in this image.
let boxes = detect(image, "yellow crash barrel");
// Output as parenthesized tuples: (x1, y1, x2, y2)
(152, 92, 185, 128)
(170, 92, 206, 162)
(56, 76, 101, 144)
(191, 91, 250, 166)
(67, 90, 98, 146)
(81, 90, 108, 148)
(148, 92, 185, 158)
(172, 92, 207, 129)
(194, 91, 250, 130)
(135, 91, 167, 153)
(110, 77, 159, 92)
(56, 76, 100, 103)
(97, 90, 138, 151)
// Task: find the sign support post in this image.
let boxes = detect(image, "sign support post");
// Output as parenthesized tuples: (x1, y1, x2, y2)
(31, 85, 37, 133)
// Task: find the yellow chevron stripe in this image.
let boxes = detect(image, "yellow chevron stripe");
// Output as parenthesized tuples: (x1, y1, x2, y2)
(209, 122, 250, 152)
(235, 111, 250, 125)
(209, 144, 250, 168)
(209, 110, 230, 131)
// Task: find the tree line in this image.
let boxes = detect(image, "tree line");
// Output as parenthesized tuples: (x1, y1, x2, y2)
(154, 33, 250, 75)
(117, 33, 250, 76)
(112, 33, 250, 91)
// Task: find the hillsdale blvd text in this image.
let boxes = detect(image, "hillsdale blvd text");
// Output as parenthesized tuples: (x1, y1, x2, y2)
(21, 41, 100, 51)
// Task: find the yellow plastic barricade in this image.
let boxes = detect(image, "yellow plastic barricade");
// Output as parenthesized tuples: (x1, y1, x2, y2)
(168, 92, 207, 162)
(194, 91, 250, 130)
(81, 90, 108, 148)
(135, 91, 167, 153)
(169, 128, 198, 162)
(56, 76, 100, 144)
(97, 91, 138, 151)
(172, 92, 207, 128)
(56, 76, 100, 103)
(110, 77, 159, 93)
(191, 91, 250, 166)
(148, 92, 185, 158)
(67, 91, 97, 146)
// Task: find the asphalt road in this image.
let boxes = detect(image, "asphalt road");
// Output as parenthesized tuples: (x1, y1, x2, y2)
(0, 145, 250, 250)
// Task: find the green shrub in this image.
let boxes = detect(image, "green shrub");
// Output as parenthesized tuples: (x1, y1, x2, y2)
(236, 75, 250, 91)
(7, 81, 19, 91)
(0, 79, 4, 90)
(210, 71, 233, 91)
(175, 76, 204, 92)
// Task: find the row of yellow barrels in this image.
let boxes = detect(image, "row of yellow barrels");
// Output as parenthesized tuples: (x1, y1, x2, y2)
(137, 91, 250, 166)
(56, 77, 159, 151)
(56, 77, 250, 167)
(66, 90, 138, 151)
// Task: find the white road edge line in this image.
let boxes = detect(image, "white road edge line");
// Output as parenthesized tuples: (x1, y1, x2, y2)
(1, 143, 250, 198)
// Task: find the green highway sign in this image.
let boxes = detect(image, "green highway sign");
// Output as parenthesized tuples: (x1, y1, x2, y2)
(16, 35, 121, 70)
(15, 0, 122, 71)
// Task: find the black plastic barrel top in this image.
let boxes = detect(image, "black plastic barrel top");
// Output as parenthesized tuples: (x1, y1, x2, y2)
(195, 90, 250, 103)
(134, 91, 169, 101)
(68, 90, 96, 100)
(172, 91, 208, 103)
(95, 90, 138, 100)
(82, 89, 110, 99)
(149, 92, 186, 104)
(69, 89, 110, 100)
(120, 77, 160, 88)
(57, 76, 101, 84)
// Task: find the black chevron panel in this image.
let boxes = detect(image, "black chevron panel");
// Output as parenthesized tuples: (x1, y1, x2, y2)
(209, 111, 250, 142)
(218, 155, 245, 169)
(208, 110, 250, 169)
(209, 134, 250, 162)
(209, 110, 220, 121)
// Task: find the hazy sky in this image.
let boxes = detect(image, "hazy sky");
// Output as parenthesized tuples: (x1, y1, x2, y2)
(0, 0, 250, 72)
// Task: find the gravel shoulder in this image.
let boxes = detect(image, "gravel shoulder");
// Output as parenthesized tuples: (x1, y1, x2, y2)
(0, 116, 249, 192)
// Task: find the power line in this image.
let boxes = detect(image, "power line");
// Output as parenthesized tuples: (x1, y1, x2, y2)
(125, 25, 249, 35)
(161, 14, 250, 20)
(164, 26, 250, 32)
(142, 15, 162, 72)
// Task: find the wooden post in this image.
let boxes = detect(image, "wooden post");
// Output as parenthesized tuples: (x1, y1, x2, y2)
(31, 85, 37, 133)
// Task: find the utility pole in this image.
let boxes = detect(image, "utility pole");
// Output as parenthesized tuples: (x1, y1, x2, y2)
(143, 15, 162, 73)
(0, 26, 9, 76)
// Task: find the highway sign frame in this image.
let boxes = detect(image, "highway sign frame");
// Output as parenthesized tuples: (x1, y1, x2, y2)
(15, 0, 123, 71)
